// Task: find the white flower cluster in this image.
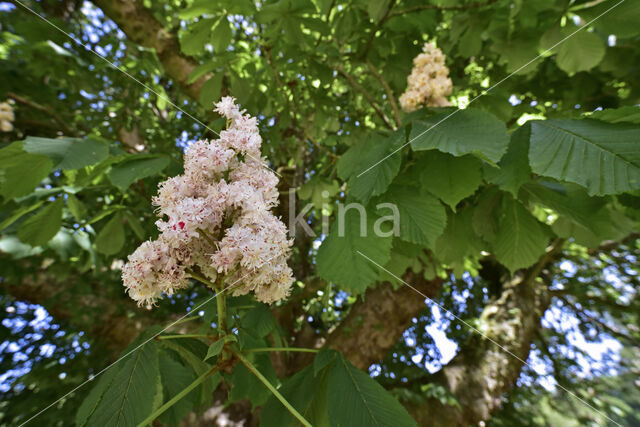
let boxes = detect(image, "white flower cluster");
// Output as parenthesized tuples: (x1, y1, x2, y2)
(399, 42, 453, 112)
(122, 97, 294, 308)
(0, 101, 14, 132)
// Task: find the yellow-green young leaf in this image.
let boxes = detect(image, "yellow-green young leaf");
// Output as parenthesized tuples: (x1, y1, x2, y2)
(409, 109, 509, 164)
(180, 18, 214, 55)
(529, 119, 640, 195)
(23, 136, 109, 170)
(419, 151, 483, 211)
(327, 354, 417, 427)
(492, 197, 551, 272)
(78, 343, 161, 427)
(95, 212, 125, 255)
(17, 198, 64, 247)
(316, 208, 393, 293)
(555, 30, 605, 74)
(204, 339, 224, 361)
(0, 141, 53, 200)
(0, 200, 45, 232)
(66, 194, 87, 221)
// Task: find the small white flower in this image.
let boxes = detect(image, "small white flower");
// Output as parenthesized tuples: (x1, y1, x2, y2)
(122, 97, 294, 306)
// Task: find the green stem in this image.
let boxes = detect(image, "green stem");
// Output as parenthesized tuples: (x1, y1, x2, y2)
(187, 270, 217, 289)
(245, 347, 319, 354)
(158, 334, 216, 340)
(137, 366, 219, 427)
(216, 289, 227, 335)
(197, 227, 217, 248)
(233, 350, 312, 427)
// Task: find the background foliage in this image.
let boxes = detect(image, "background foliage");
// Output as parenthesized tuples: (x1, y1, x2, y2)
(0, 0, 639, 425)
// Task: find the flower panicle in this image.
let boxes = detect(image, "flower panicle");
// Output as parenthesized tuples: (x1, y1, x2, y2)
(122, 97, 294, 308)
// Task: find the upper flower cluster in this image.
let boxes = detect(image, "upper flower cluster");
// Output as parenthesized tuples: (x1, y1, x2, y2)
(122, 97, 294, 307)
(0, 101, 14, 132)
(399, 42, 453, 112)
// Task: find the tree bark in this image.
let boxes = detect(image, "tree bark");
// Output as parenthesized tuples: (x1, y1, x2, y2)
(92, 0, 210, 101)
(326, 272, 445, 370)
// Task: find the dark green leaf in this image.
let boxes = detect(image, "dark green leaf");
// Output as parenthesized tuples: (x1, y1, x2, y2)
(95, 212, 125, 255)
(17, 198, 64, 247)
(0, 142, 53, 199)
(108, 155, 170, 190)
(23, 136, 109, 170)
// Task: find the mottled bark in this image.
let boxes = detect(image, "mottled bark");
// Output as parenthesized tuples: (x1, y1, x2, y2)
(406, 245, 562, 426)
(327, 272, 445, 370)
(92, 0, 210, 101)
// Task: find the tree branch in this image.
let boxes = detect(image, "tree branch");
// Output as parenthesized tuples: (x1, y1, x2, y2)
(8, 91, 82, 136)
(92, 0, 213, 102)
(336, 65, 396, 130)
(366, 60, 401, 128)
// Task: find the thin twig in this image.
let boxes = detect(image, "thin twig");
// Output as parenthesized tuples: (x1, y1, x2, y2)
(366, 60, 401, 127)
(336, 65, 395, 130)
(388, 0, 500, 17)
(8, 91, 81, 135)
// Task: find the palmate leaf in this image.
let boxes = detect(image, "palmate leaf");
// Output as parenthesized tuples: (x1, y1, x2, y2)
(418, 151, 483, 211)
(0, 142, 52, 199)
(316, 207, 393, 293)
(77, 342, 160, 426)
(409, 108, 509, 164)
(376, 184, 447, 248)
(485, 124, 532, 197)
(529, 119, 640, 195)
(157, 351, 198, 427)
(23, 136, 109, 170)
(17, 198, 64, 247)
(337, 131, 404, 203)
(492, 196, 551, 272)
(108, 154, 170, 190)
(327, 353, 416, 427)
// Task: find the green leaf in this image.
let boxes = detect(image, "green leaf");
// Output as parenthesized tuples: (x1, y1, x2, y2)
(485, 124, 532, 196)
(161, 339, 216, 407)
(492, 196, 550, 272)
(409, 109, 509, 164)
(108, 155, 170, 190)
(435, 207, 484, 266)
(580, 0, 640, 38)
(240, 304, 276, 338)
(0, 200, 45, 231)
(211, 17, 233, 53)
(23, 136, 109, 170)
(316, 208, 393, 293)
(376, 184, 446, 248)
(418, 151, 483, 210)
(204, 339, 224, 361)
(327, 354, 417, 427)
(66, 194, 87, 221)
(368, 0, 390, 23)
(199, 73, 224, 109)
(228, 353, 277, 407)
(260, 364, 330, 427)
(157, 351, 198, 427)
(528, 119, 640, 195)
(0, 142, 53, 199)
(472, 187, 503, 243)
(17, 198, 64, 247)
(76, 366, 120, 427)
(81, 343, 160, 426)
(95, 212, 125, 255)
(123, 211, 146, 240)
(337, 132, 403, 203)
(314, 348, 338, 376)
(555, 30, 605, 74)
(589, 106, 640, 124)
(180, 18, 214, 55)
